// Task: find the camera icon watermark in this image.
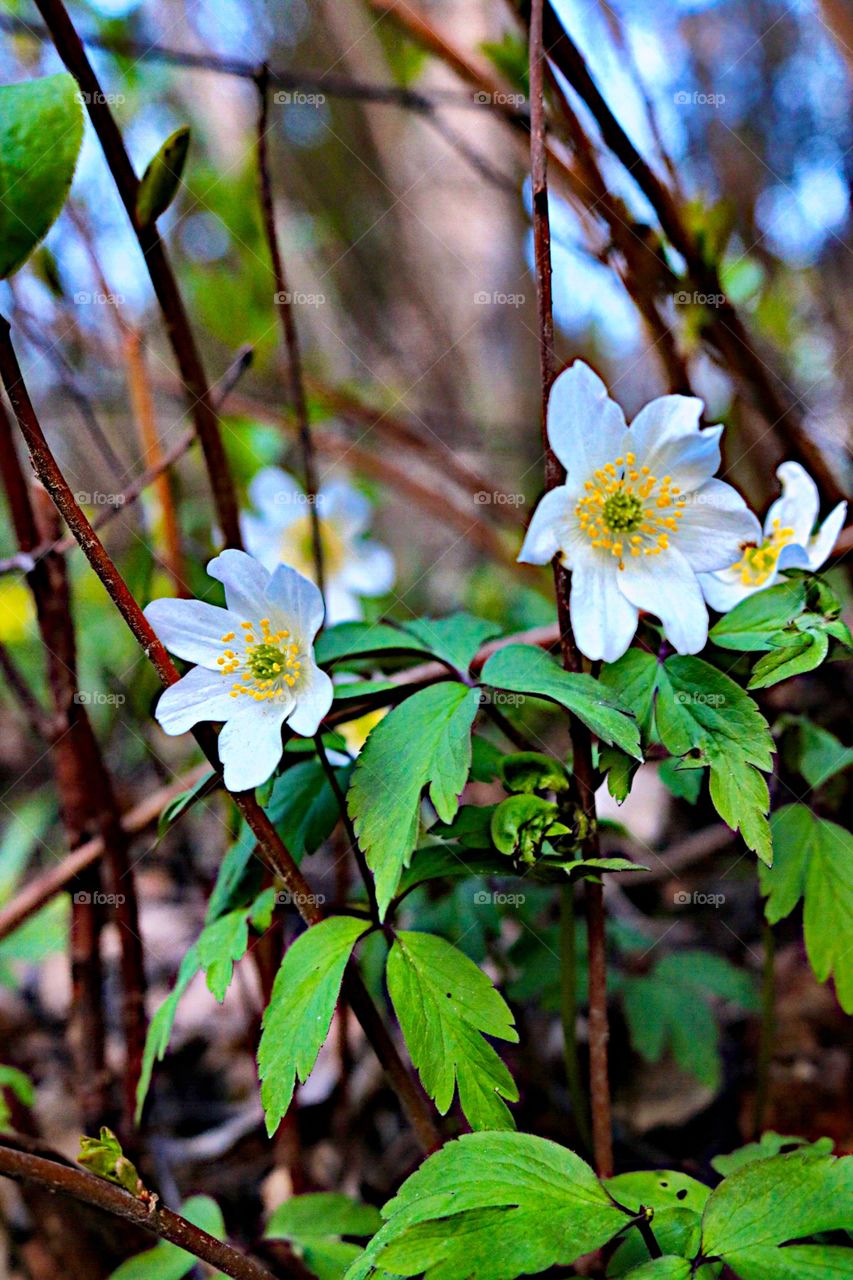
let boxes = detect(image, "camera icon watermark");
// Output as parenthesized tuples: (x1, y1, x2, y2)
(472, 90, 526, 108)
(673, 890, 725, 908)
(275, 890, 326, 907)
(73, 891, 126, 906)
(479, 690, 524, 708)
(674, 691, 726, 707)
(673, 90, 725, 108)
(474, 890, 526, 905)
(74, 691, 126, 707)
(75, 90, 125, 106)
(274, 90, 326, 106)
(73, 291, 125, 307)
(674, 289, 726, 308)
(274, 291, 326, 307)
(273, 490, 317, 507)
(74, 491, 126, 507)
(474, 491, 525, 507)
(473, 290, 525, 307)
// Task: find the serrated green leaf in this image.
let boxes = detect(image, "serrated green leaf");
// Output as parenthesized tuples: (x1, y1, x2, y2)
(266, 1193, 382, 1280)
(267, 759, 348, 861)
(711, 1132, 834, 1178)
(400, 614, 502, 675)
(258, 917, 368, 1135)
(783, 718, 853, 790)
(600, 746, 638, 803)
(197, 908, 250, 1003)
(481, 645, 641, 759)
(387, 931, 518, 1130)
(656, 657, 773, 770)
(344, 1132, 629, 1280)
(135, 126, 191, 228)
(606, 1169, 709, 1277)
(761, 806, 853, 1011)
(348, 682, 481, 917)
(315, 622, 432, 666)
(709, 580, 807, 652)
(708, 751, 772, 865)
(658, 758, 702, 804)
(599, 648, 660, 737)
(699, 1150, 853, 1277)
(0, 74, 83, 278)
(748, 630, 828, 689)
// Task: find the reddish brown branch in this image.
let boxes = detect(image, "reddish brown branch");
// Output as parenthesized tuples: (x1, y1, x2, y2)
(32, 0, 243, 548)
(0, 1139, 277, 1280)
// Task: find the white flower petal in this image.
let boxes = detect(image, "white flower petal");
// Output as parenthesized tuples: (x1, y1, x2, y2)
(765, 462, 820, 547)
(518, 486, 574, 564)
(248, 467, 304, 526)
(698, 569, 756, 613)
(318, 480, 371, 537)
(806, 499, 847, 571)
(546, 362, 627, 486)
(144, 597, 236, 668)
(323, 584, 363, 625)
(675, 479, 762, 572)
(776, 543, 812, 573)
(569, 550, 639, 662)
(240, 514, 282, 574)
(618, 546, 708, 653)
(154, 666, 239, 734)
(265, 563, 325, 639)
(286, 664, 334, 737)
(340, 541, 396, 596)
(207, 549, 271, 621)
(627, 395, 724, 493)
(218, 703, 290, 792)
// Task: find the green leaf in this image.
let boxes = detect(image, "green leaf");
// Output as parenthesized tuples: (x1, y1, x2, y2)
(258, 917, 368, 1135)
(0, 1064, 34, 1128)
(658, 758, 702, 805)
(344, 1132, 629, 1280)
(266, 1192, 382, 1280)
(699, 1150, 853, 1278)
(709, 580, 807, 651)
(655, 657, 773, 770)
(620, 1262, 692, 1279)
(497, 751, 571, 795)
(135, 126, 191, 228)
(108, 1195, 225, 1280)
(157, 770, 215, 838)
(606, 1168, 709, 1277)
(707, 751, 771, 866)
(599, 648, 660, 738)
(78, 1127, 142, 1195)
(761, 806, 853, 1011)
(386, 930, 518, 1131)
(622, 952, 757, 1090)
(600, 746, 639, 803)
(267, 759, 347, 861)
(136, 946, 200, 1123)
(711, 1132, 834, 1178)
(748, 630, 828, 689)
(348, 683, 481, 917)
(490, 794, 566, 861)
(782, 717, 853, 789)
(315, 622, 431, 666)
(197, 908, 250, 1003)
(470, 735, 502, 783)
(481, 645, 641, 759)
(399, 614, 502, 674)
(0, 74, 84, 278)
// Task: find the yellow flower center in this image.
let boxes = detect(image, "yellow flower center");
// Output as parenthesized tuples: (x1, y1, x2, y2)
(280, 515, 346, 582)
(731, 518, 796, 586)
(575, 452, 686, 569)
(216, 617, 303, 703)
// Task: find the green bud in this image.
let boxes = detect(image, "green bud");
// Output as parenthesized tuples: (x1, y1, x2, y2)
(78, 1127, 143, 1196)
(497, 752, 571, 795)
(136, 126, 191, 229)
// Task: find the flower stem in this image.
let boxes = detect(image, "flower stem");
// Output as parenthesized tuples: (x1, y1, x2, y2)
(528, 0, 613, 1177)
(560, 885, 592, 1152)
(754, 917, 776, 1137)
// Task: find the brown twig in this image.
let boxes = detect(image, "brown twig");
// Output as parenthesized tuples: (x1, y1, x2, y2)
(0, 1139, 277, 1280)
(255, 65, 325, 597)
(314, 735, 379, 925)
(32, 0, 243, 548)
(528, 2, 613, 1177)
(0, 316, 439, 1152)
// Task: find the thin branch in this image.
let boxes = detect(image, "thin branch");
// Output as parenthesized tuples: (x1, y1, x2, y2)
(33, 0, 243, 548)
(255, 65, 325, 597)
(0, 1139, 277, 1280)
(528, 0, 613, 1177)
(0, 316, 439, 1152)
(314, 734, 379, 925)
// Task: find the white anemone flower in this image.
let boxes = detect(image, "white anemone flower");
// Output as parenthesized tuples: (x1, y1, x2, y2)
(145, 550, 333, 792)
(241, 468, 395, 625)
(518, 361, 761, 662)
(699, 462, 847, 613)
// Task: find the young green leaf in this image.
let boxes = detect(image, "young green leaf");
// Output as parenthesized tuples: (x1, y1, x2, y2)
(258, 917, 368, 1135)
(747, 630, 828, 689)
(398, 614, 502, 675)
(481, 645, 641, 759)
(135, 126, 191, 228)
(196, 909, 250, 1003)
(348, 682, 481, 917)
(698, 1150, 853, 1278)
(707, 751, 771, 866)
(781, 717, 853, 790)
(266, 1192, 382, 1280)
(344, 1132, 629, 1280)
(0, 74, 84, 278)
(78, 1127, 142, 1196)
(709, 579, 807, 651)
(761, 806, 853, 1011)
(386, 930, 519, 1130)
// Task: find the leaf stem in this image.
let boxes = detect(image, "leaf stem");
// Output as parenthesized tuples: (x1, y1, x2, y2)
(314, 734, 380, 925)
(560, 885, 592, 1152)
